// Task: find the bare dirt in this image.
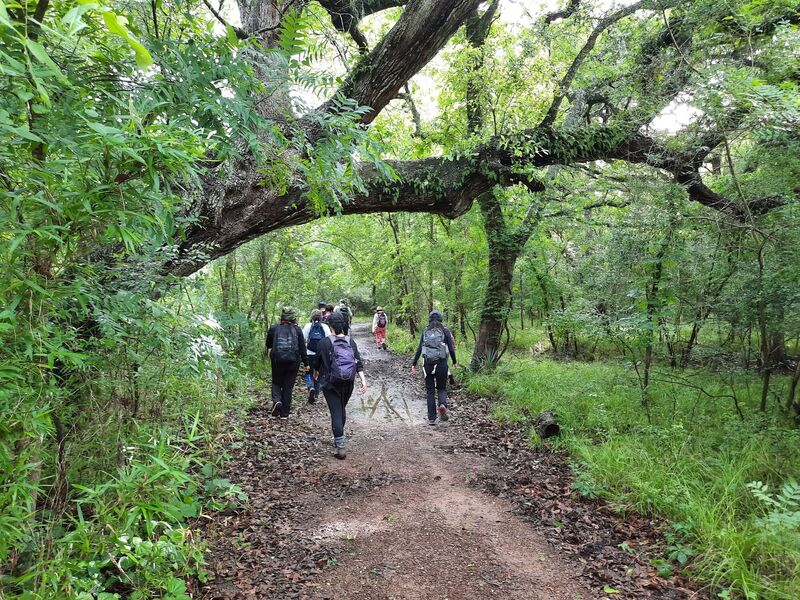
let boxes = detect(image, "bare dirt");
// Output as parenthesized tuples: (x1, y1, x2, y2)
(199, 324, 702, 599)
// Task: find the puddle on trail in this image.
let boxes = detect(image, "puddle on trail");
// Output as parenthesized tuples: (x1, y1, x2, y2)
(357, 381, 414, 422)
(348, 324, 430, 427)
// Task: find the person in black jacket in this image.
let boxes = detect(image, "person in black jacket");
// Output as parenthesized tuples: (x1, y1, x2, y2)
(315, 312, 367, 459)
(411, 310, 458, 425)
(266, 306, 309, 420)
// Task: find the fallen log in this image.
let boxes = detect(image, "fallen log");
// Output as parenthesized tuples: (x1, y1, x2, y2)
(533, 410, 560, 439)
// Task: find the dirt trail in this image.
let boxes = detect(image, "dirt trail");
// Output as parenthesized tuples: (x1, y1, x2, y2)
(200, 324, 698, 600)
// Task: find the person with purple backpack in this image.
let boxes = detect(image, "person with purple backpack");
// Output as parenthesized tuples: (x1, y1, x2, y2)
(371, 306, 388, 350)
(315, 312, 367, 459)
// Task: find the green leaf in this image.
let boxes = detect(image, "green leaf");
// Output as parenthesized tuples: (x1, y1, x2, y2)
(603, 586, 620, 594)
(102, 12, 154, 69)
(87, 121, 123, 136)
(226, 24, 239, 47)
(62, 2, 99, 36)
(0, 123, 44, 143)
(0, 0, 16, 29)
(24, 39, 63, 77)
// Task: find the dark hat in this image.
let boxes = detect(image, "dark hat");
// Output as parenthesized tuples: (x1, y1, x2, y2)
(429, 310, 443, 321)
(318, 300, 327, 307)
(280, 306, 298, 322)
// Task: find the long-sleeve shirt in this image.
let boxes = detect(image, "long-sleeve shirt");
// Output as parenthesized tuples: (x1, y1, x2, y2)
(412, 326, 457, 366)
(316, 335, 364, 388)
(266, 322, 308, 367)
(371, 312, 388, 332)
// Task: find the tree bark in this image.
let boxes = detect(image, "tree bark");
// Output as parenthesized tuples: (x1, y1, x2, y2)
(471, 193, 520, 370)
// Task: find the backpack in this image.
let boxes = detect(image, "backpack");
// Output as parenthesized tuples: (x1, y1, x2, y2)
(329, 336, 357, 384)
(307, 321, 325, 352)
(338, 304, 351, 321)
(272, 323, 298, 363)
(377, 313, 387, 328)
(422, 325, 449, 363)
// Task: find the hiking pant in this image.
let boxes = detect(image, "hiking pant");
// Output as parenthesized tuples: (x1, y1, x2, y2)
(271, 361, 300, 417)
(323, 381, 355, 447)
(374, 326, 386, 346)
(423, 359, 448, 420)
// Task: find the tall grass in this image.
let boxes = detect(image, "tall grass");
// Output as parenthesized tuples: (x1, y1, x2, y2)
(468, 359, 800, 599)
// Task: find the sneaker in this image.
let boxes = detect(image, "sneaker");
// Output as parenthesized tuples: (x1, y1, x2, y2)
(438, 404, 449, 422)
(271, 402, 282, 417)
(334, 446, 346, 460)
(428, 418, 437, 426)
(308, 389, 316, 404)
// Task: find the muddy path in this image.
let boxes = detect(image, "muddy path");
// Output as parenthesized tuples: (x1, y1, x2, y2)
(199, 324, 701, 599)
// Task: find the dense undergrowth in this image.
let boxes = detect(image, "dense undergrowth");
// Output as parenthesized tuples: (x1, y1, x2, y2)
(1, 357, 260, 600)
(468, 352, 800, 599)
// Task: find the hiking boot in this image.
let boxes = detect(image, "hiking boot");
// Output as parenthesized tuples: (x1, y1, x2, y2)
(382, 343, 387, 351)
(271, 402, 282, 418)
(428, 418, 437, 426)
(438, 404, 449, 422)
(334, 446, 346, 460)
(308, 389, 316, 404)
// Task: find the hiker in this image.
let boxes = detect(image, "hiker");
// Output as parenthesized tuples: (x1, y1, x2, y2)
(334, 298, 352, 329)
(372, 306, 388, 350)
(411, 310, 458, 425)
(303, 309, 331, 404)
(323, 303, 335, 323)
(265, 306, 309, 420)
(316, 312, 367, 459)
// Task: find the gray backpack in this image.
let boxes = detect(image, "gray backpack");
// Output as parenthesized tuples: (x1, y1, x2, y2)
(422, 326, 448, 363)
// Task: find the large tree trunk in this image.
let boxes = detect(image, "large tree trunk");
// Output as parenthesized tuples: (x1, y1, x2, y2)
(641, 228, 672, 407)
(387, 214, 418, 336)
(471, 194, 520, 370)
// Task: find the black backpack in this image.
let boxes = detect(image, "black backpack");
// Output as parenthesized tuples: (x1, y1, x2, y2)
(272, 323, 298, 363)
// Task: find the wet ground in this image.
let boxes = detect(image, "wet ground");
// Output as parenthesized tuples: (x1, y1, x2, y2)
(199, 324, 701, 599)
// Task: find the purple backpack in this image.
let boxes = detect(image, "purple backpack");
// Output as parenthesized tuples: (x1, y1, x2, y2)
(330, 336, 357, 383)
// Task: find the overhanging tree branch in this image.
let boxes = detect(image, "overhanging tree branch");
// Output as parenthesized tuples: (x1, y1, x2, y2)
(201, 0, 247, 39)
(540, 0, 676, 128)
(544, 0, 581, 24)
(322, 0, 485, 123)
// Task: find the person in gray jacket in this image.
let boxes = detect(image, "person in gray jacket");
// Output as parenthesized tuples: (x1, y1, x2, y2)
(411, 310, 457, 425)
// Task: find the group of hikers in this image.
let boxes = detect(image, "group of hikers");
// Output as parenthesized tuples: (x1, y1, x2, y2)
(265, 299, 457, 459)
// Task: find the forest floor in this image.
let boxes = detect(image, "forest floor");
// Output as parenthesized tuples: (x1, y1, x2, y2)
(198, 324, 703, 599)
